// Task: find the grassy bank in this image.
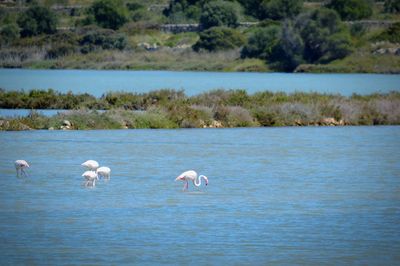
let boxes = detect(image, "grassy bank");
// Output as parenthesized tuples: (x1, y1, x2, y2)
(1, 89, 399, 130)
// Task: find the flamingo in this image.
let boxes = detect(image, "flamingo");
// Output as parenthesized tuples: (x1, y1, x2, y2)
(82, 170, 98, 187)
(81, 160, 99, 171)
(175, 170, 208, 191)
(97, 166, 111, 180)
(15, 160, 29, 177)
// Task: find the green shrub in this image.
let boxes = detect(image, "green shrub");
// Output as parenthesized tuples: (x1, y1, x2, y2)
(89, 0, 128, 30)
(241, 25, 281, 60)
(58, 111, 122, 130)
(252, 107, 279, 126)
(0, 23, 20, 44)
(131, 8, 152, 22)
(126, 2, 144, 11)
(193, 27, 245, 52)
(384, 0, 400, 13)
(166, 103, 210, 128)
(326, 0, 372, 20)
(259, 0, 303, 20)
(319, 103, 342, 120)
(17, 5, 58, 37)
(105, 109, 177, 129)
(79, 28, 128, 53)
(133, 110, 177, 129)
(226, 106, 256, 127)
(163, 0, 203, 23)
(350, 23, 366, 37)
(200, 1, 240, 29)
(375, 22, 400, 43)
(237, 0, 262, 18)
(46, 44, 76, 59)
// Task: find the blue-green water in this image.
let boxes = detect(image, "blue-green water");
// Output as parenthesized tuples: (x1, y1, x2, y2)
(1, 69, 400, 96)
(0, 109, 107, 118)
(0, 127, 399, 265)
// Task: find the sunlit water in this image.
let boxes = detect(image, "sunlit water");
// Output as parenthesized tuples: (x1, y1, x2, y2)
(0, 127, 399, 265)
(1, 69, 400, 96)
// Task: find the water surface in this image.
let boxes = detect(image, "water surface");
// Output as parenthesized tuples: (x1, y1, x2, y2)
(1, 69, 399, 96)
(0, 109, 106, 118)
(0, 127, 399, 265)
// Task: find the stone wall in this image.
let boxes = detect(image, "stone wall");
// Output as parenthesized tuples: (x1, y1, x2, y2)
(345, 20, 399, 29)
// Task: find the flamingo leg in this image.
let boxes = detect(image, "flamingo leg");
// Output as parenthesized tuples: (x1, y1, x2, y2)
(183, 180, 188, 191)
(16, 168, 19, 178)
(21, 168, 27, 177)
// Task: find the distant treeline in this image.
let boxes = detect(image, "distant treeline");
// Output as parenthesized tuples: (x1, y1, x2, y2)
(0, 88, 399, 130)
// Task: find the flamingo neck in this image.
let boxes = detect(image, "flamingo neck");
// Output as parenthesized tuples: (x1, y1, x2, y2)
(194, 175, 208, 187)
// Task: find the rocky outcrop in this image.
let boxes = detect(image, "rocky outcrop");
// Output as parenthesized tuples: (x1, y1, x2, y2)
(161, 24, 202, 33)
(203, 120, 223, 128)
(60, 120, 72, 130)
(373, 47, 400, 55)
(292, 117, 345, 126)
(321, 117, 345, 126)
(161, 22, 259, 34)
(345, 20, 398, 29)
(137, 42, 159, 51)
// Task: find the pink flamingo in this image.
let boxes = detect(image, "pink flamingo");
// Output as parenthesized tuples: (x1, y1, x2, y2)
(82, 171, 98, 187)
(81, 160, 99, 171)
(175, 170, 208, 191)
(15, 160, 29, 177)
(96, 166, 111, 180)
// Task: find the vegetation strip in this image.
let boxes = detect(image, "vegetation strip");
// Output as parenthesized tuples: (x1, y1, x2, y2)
(1, 89, 399, 130)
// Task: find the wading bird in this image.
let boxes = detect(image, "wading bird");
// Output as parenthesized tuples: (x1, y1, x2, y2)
(15, 160, 29, 177)
(175, 170, 208, 191)
(81, 160, 99, 171)
(82, 171, 98, 187)
(97, 166, 111, 180)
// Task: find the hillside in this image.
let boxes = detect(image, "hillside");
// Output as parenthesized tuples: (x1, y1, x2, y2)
(0, 0, 399, 73)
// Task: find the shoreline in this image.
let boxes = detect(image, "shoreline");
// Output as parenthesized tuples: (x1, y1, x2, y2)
(1, 63, 399, 75)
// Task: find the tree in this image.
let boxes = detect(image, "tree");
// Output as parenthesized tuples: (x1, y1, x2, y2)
(296, 8, 352, 63)
(241, 8, 352, 71)
(237, 0, 262, 18)
(241, 25, 281, 59)
(0, 23, 20, 44)
(193, 27, 245, 52)
(326, 0, 372, 20)
(241, 23, 304, 71)
(259, 0, 303, 20)
(199, 1, 239, 29)
(269, 22, 304, 71)
(89, 0, 128, 30)
(17, 5, 57, 37)
(384, 0, 400, 13)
